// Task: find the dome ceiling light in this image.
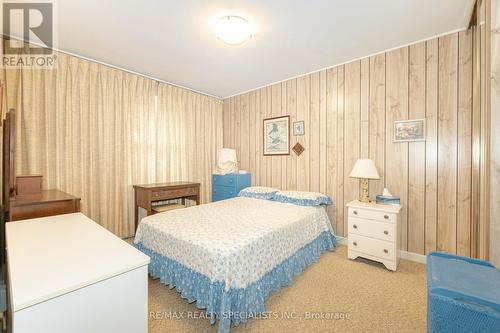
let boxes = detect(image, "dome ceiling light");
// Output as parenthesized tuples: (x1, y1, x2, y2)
(213, 15, 253, 45)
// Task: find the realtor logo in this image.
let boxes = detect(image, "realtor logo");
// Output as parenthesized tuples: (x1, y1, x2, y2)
(2, 1, 57, 68)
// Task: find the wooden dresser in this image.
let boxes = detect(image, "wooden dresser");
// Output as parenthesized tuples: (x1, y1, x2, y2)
(9, 189, 81, 222)
(133, 182, 200, 231)
(2, 109, 81, 223)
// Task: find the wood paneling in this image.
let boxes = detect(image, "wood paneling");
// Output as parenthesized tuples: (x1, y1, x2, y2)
(241, 93, 250, 176)
(425, 38, 439, 254)
(271, 83, 282, 189)
(437, 33, 458, 253)
(296, 75, 310, 191)
(360, 59, 370, 159)
(344, 61, 361, 234)
(386, 47, 409, 250)
(490, 0, 500, 266)
(310, 72, 320, 192)
(326, 68, 340, 233)
(457, 30, 473, 256)
(286, 79, 297, 190)
(319, 71, 328, 195)
(337, 66, 345, 235)
(223, 32, 475, 254)
(408, 42, 426, 254)
(369, 54, 386, 199)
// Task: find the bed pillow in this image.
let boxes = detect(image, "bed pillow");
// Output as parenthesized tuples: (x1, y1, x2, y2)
(273, 190, 332, 206)
(238, 186, 279, 200)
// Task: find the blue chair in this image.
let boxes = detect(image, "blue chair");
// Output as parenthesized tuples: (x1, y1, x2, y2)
(427, 252, 500, 333)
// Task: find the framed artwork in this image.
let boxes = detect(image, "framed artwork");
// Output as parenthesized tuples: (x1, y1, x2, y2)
(263, 116, 290, 155)
(293, 121, 305, 136)
(394, 119, 426, 142)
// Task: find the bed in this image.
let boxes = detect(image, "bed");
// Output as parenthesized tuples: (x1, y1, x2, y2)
(134, 196, 336, 332)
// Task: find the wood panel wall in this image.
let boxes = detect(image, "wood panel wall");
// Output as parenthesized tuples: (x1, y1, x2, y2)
(223, 31, 475, 255)
(490, 0, 500, 266)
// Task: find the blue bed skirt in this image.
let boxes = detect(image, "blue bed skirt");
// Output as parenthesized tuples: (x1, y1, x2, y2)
(134, 231, 336, 333)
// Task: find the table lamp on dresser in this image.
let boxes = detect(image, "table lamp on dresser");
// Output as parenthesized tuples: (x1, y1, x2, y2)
(349, 159, 380, 203)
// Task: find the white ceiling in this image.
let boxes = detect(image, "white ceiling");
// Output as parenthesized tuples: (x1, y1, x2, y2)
(55, 0, 474, 99)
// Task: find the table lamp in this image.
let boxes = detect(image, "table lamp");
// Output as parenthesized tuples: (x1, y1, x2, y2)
(214, 148, 238, 175)
(349, 159, 380, 203)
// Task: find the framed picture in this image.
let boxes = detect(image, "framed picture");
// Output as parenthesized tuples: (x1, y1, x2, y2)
(263, 116, 290, 155)
(394, 119, 426, 142)
(293, 121, 305, 136)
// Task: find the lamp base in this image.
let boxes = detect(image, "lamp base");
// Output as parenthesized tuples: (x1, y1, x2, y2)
(358, 178, 371, 203)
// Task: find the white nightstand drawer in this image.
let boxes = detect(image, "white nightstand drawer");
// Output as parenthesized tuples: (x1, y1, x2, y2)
(349, 234, 396, 261)
(348, 217, 396, 242)
(348, 207, 396, 223)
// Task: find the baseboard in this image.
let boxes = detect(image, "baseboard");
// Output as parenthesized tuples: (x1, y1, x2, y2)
(399, 250, 427, 264)
(336, 236, 426, 264)
(336, 236, 348, 246)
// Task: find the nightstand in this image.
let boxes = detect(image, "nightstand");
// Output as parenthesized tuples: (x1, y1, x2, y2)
(346, 200, 402, 271)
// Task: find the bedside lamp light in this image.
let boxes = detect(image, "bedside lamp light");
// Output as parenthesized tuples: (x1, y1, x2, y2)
(350, 159, 380, 203)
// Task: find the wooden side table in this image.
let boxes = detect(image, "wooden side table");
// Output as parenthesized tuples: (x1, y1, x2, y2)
(133, 182, 200, 231)
(9, 189, 81, 221)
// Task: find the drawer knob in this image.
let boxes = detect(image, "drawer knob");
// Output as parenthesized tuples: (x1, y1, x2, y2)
(353, 242, 358, 246)
(353, 224, 358, 229)
(353, 210, 358, 215)
(384, 214, 389, 219)
(383, 249, 388, 254)
(384, 230, 389, 235)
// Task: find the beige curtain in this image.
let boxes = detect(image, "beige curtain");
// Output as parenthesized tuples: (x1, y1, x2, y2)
(6, 52, 223, 237)
(156, 85, 223, 204)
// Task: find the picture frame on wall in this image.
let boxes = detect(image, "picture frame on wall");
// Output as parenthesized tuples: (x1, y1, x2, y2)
(394, 119, 426, 142)
(293, 121, 305, 136)
(263, 115, 290, 155)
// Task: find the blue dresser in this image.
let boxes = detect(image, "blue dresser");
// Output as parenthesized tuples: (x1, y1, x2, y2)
(212, 173, 251, 202)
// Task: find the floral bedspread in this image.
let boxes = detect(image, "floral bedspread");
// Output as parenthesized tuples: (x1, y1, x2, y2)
(134, 197, 334, 290)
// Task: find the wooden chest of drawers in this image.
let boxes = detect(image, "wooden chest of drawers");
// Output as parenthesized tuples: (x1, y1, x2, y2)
(346, 200, 402, 271)
(9, 189, 81, 221)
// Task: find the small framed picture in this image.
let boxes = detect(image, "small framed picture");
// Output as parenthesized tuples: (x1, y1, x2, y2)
(394, 119, 426, 142)
(293, 121, 305, 136)
(263, 116, 290, 155)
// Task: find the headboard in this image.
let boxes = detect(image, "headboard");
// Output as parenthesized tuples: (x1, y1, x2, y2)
(2, 108, 15, 213)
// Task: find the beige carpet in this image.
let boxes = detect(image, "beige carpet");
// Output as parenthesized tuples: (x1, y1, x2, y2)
(146, 246, 427, 333)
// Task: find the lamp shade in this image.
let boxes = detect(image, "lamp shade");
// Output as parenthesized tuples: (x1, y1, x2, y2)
(214, 148, 238, 175)
(349, 159, 380, 179)
(217, 148, 237, 165)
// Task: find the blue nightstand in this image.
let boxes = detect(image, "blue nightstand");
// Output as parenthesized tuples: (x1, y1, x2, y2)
(212, 173, 251, 202)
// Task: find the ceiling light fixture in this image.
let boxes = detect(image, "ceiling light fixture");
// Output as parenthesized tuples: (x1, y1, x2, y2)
(213, 15, 252, 45)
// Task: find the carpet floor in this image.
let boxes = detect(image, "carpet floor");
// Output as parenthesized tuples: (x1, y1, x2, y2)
(146, 245, 427, 333)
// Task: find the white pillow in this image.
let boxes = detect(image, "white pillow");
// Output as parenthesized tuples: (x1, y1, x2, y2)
(238, 186, 279, 200)
(273, 190, 332, 206)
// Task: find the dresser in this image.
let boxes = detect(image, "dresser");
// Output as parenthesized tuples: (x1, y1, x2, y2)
(6, 213, 150, 333)
(9, 189, 81, 221)
(212, 173, 251, 202)
(346, 200, 402, 271)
